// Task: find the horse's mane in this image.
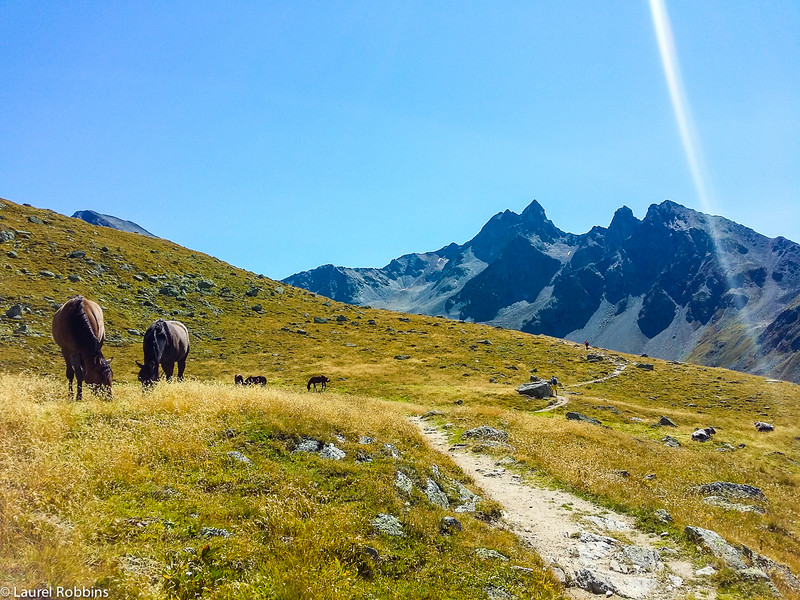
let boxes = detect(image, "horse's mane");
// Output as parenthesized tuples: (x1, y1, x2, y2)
(144, 319, 168, 363)
(70, 296, 103, 355)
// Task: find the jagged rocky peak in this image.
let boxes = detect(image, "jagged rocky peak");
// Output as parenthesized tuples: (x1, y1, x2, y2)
(469, 199, 564, 262)
(607, 205, 640, 241)
(518, 199, 562, 241)
(518, 199, 551, 227)
(643, 199, 707, 229)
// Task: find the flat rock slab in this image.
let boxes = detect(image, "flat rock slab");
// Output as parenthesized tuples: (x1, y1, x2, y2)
(691, 481, 767, 503)
(566, 412, 601, 425)
(684, 526, 747, 571)
(462, 425, 509, 442)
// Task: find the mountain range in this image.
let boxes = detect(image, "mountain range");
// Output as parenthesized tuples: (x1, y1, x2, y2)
(285, 200, 800, 383)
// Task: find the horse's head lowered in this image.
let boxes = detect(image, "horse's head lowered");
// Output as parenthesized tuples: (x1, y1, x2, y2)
(137, 360, 159, 388)
(86, 355, 113, 399)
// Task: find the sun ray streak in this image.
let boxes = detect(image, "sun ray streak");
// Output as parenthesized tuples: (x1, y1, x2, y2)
(649, 0, 712, 212)
(649, 0, 766, 372)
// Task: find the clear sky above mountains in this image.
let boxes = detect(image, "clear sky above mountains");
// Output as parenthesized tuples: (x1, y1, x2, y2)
(1, 2, 798, 279)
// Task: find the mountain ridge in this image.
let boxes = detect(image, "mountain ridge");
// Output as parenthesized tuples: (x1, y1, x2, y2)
(284, 199, 800, 382)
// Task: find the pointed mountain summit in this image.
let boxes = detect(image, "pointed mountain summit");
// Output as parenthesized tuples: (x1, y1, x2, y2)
(284, 199, 800, 382)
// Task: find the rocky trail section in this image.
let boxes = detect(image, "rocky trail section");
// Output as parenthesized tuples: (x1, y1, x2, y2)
(565, 355, 630, 388)
(411, 416, 708, 600)
(533, 354, 628, 414)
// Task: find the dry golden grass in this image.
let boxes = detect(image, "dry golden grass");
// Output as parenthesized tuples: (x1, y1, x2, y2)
(0, 374, 564, 599)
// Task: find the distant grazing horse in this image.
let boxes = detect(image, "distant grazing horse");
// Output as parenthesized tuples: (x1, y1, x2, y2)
(235, 374, 267, 386)
(52, 295, 113, 400)
(307, 375, 330, 392)
(137, 319, 190, 388)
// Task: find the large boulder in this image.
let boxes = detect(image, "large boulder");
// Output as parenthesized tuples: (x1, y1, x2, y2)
(516, 380, 553, 398)
(691, 427, 716, 442)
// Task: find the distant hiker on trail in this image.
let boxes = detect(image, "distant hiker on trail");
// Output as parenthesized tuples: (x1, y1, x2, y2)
(550, 375, 558, 397)
(584, 340, 589, 350)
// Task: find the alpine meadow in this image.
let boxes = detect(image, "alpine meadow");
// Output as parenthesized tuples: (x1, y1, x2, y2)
(1, 197, 799, 600)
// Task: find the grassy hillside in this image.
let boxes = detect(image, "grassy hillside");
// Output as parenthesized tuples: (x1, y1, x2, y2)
(1, 197, 800, 598)
(0, 377, 560, 599)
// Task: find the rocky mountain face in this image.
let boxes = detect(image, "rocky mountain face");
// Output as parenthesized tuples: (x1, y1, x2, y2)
(72, 210, 157, 237)
(284, 200, 800, 382)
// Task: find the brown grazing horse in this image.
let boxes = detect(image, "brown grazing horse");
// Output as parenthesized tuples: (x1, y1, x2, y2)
(307, 375, 330, 391)
(52, 296, 113, 400)
(137, 319, 190, 388)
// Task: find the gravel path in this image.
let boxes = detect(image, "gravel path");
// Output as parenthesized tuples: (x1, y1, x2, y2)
(411, 393, 717, 599)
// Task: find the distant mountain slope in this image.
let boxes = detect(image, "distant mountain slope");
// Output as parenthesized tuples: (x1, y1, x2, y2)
(285, 199, 800, 382)
(72, 209, 157, 237)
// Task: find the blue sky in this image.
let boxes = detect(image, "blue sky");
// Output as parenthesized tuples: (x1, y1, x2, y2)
(1, 1, 798, 280)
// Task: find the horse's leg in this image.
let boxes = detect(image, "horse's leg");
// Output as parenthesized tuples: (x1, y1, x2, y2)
(176, 359, 186, 381)
(73, 357, 85, 401)
(66, 364, 74, 399)
(61, 350, 75, 399)
(163, 361, 175, 381)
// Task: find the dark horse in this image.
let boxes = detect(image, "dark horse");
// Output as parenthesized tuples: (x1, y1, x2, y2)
(52, 296, 113, 400)
(307, 375, 330, 392)
(137, 319, 190, 388)
(235, 374, 267, 386)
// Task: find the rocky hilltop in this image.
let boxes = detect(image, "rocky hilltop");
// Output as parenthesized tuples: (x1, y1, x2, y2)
(285, 200, 800, 382)
(72, 209, 157, 237)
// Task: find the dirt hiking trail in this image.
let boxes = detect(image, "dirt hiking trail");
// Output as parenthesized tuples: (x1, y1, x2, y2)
(411, 367, 720, 600)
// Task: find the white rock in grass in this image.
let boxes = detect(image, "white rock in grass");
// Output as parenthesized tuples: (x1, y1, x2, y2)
(320, 443, 346, 460)
(424, 478, 449, 509)
(372, 513, 404, 537)
(294, 439, 322, 453)
(226, 451, 252, 465)
(395, 471, 414, 494)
